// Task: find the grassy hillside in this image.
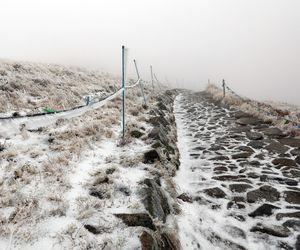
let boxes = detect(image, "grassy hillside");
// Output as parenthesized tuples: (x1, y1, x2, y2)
(0, 60, 123, 115)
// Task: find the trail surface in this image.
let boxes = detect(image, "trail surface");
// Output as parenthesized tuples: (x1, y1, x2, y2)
(174, 91, 300, 250)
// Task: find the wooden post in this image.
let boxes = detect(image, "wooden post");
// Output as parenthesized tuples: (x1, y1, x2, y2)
(222, 79, 226, 98)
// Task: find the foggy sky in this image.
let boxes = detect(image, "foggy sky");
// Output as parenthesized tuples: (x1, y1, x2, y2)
(0, 0, 299, 104)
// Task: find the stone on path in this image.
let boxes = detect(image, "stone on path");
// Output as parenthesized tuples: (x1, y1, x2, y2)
(212, 175, 246, 181)
(246, 131, 263, 140)
(265, 142, 289, 154)
(250, 224, 291, 238)
(232, 152, 253, 159)
(279, 138, 300, 148)
(204, 187, 227, 198)
(290, 148, 300, 156)
(296, 156, 300, 165)
(283, 220, 300, 231)
(248, 140, 265, 149)
(208, 232, 246, 250)
(248, 203, 280, 218)
(210, 155, 230, 161)
(224, 225, 247, 239)
(237, 146, 255, 153)
(276, 212, 300, 220)
(284, 191, 300, 205)
(227, 201, 246, 209)
(209, 145, 226, 151)
(247, 185, 280, 203)
(290, 170, 300, 178)
(214, 166, 228, 172)
(272, 158, 297, 167)
(229, 183, 253, 193)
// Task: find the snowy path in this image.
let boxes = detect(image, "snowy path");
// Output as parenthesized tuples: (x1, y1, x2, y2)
(174, 92, 300, 250)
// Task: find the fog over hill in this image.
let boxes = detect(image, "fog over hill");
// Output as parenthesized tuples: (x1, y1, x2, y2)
(0, 0, 299, 104)
(1, 2, 300, 248)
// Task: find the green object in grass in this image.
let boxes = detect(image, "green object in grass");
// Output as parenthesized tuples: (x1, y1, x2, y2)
(43, 107, 56, 113)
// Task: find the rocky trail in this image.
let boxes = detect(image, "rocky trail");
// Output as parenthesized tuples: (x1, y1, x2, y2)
(173, 91, 300, 250)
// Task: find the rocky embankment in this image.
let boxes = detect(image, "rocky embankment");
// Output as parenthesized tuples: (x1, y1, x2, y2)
(115, 90, 181, 249)
(174, 91, 300, 250)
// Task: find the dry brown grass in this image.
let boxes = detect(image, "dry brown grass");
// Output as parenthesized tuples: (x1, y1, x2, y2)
(75, 196, 103, 220)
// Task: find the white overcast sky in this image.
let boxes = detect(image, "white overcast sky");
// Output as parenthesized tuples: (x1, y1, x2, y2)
(0, 0, 299, 104)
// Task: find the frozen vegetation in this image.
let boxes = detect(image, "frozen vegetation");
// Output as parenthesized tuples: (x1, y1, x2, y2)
(0, 60, 300, 250)
(206, 83, 300, 137)
(0, 60, 181, 249)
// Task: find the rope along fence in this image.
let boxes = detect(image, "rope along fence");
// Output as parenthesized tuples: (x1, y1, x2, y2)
(0, 46, 162, 138)
(222, 79, 300, 127)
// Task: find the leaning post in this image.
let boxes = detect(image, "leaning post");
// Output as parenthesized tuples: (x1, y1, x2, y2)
(133, 59, 147, 107)
(154, 73, 162, 90)
(150, 65, 154, 91)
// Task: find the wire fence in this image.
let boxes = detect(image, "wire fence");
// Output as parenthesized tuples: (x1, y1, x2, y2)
(0, 46, 164, 138)
(222, 79, 300, 127)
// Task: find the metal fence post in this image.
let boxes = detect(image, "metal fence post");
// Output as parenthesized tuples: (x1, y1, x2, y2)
(154, 73, 162, 90)
(133, 59, 147, 107)
(150, 65, 154, 90)
(122, 45, 125, 140)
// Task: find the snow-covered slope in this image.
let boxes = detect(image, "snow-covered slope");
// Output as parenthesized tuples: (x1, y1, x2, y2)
(0, 59, 121, 115)
(2, 60, 299, 250)
(0, 60, 182, 249)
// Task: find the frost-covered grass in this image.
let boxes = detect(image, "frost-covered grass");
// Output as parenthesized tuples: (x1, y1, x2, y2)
(0, 59, 167, 249)
(0, 59, 121, 115)
(205, 83, 300, 136)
